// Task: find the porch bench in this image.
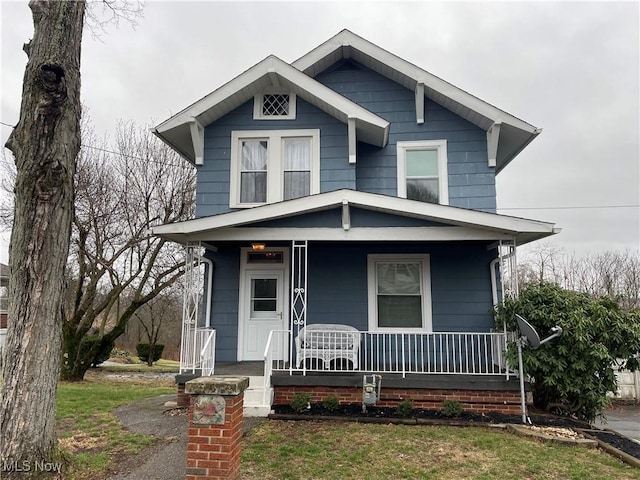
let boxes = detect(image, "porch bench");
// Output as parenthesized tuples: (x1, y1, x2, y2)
(295, 324, 361, 370)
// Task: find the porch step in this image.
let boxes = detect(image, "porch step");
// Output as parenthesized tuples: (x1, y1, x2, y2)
(243, 376, 272, 418)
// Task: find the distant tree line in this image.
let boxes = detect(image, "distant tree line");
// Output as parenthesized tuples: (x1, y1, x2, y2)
(516, 244, 639, 310)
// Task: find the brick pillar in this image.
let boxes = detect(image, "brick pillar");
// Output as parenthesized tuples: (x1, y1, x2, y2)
(185, 376, 250, 480)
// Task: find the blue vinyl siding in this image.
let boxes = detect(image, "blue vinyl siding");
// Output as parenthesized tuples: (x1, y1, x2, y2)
(205, 242, 496, 362)
(315, 60, 496, 212)
(205, 246, 241, 362)
(196, 98, 352, 217)
(307, 242, 496, 332)
(246, 207, 450, 228)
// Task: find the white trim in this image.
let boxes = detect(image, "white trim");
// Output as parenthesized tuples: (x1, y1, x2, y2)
(367, 254, 433, 332)
(229, 129, 320, 208)
(153, 55, 389, 164)
(348, 116, 357, 164)
(237, 246, 290, 361)
(487, 122, 501, 168)
(253, 91, 297, 120)
(184, 226, 515, 242)
(292, 29, 541, 171)
(397, 140, 449, 205)
(152, 189, 558, 245)
(415, 82, 425, 124)
(189, 118, 205, 166)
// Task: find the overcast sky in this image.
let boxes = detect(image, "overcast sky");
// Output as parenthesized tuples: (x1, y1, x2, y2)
(1, 0, 639, 264)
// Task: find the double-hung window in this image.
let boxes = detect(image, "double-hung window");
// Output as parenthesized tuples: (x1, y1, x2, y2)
(367, 254, 432, 332)
(230, 129, 319, 207)
(397, 140, 448, 205)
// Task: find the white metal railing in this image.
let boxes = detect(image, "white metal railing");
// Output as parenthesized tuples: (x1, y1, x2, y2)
(180, 327, 216, 375)
(265, 329, 516, 378)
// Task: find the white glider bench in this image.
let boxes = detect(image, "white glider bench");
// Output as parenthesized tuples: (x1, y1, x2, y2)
(295, 323, 361, 370)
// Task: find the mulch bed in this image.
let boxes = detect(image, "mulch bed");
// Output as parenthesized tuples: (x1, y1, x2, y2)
(271, 403, 640, 462)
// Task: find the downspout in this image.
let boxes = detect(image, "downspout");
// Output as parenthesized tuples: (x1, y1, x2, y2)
(196, 254, 213, 328)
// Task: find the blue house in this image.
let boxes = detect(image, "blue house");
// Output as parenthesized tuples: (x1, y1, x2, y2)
(152, 30, 558, 415)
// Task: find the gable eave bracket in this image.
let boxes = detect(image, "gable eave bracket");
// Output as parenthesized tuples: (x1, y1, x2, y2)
(189, 117, 205, 166)
(348, 116, 357, 164)
(415, 82, 425, 125)
(342, 199, 351, 231)
(487, 122, 501, 168)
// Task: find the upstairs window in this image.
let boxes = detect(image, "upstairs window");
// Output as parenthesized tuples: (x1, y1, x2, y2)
(397, 140, 448, 205)
(230, 129, 319, 207)
(254, 92, 297, 120)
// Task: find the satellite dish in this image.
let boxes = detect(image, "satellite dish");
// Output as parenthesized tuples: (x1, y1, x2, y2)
(515, 314, 541, 349)
(514, 314, 563, 424)
(515, 314, 563, 350)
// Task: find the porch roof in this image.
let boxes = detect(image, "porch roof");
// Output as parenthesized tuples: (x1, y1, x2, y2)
(151, 189, 559, 245)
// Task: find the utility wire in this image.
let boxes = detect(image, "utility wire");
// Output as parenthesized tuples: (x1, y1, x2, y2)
(3, 120, 639, 212)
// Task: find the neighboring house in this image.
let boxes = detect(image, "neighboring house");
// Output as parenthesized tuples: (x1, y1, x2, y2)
(152, 30, 559, 416)
(0, 262, 8, 362)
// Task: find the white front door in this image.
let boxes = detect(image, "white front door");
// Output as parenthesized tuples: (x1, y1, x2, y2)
(242, 269, 285, 361)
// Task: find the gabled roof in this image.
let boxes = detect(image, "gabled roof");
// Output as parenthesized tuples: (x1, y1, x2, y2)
(151, 189, 559, 245)
(153, 55, 389, 164)
(293, 30, 541, 173)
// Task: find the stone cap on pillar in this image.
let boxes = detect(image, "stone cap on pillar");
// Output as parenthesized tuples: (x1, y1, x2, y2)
(185, 376, 250, 396)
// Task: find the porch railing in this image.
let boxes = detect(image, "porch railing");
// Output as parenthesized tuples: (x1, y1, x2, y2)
(264, 329, 516, 378)
(180, 327, 216, 375)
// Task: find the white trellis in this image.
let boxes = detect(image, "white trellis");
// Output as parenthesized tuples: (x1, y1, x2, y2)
(180, 242, 216, 375)
(290, 240, 308, 370)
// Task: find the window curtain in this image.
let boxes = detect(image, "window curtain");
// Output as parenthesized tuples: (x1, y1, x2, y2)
(283, 138, 311, 200)
(240, 140, 268, 203)
(376, 262, 422, 328)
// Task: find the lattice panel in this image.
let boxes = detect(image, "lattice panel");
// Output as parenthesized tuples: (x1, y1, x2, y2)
(262, 94, 290, 116)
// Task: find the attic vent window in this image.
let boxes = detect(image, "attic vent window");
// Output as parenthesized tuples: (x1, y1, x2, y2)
(263, 94, 289, 116)
(254, 92, 296, 120)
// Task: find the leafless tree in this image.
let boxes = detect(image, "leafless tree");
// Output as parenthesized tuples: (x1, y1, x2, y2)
(61, 120, 195, 380)
(132, 290, 181, 366)
(518, 245, 640, 309)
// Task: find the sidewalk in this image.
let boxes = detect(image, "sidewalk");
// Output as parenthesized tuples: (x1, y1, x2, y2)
(595, 404, 640, 443)
(107, 394, 265, 480)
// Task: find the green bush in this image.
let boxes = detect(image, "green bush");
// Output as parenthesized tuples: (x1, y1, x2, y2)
(136, 342, 165, 363)
(290, 392, 312, 413)
(322, 395, 340, 411)
(396, 398, 414, 417)
(80, 334, 113, 368)
(496, 282, 640, 422)
(442, 399, 464, 417)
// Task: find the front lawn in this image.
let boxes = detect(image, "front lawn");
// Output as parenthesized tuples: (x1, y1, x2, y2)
(56, 374, 173, 478)
(242, 420, 640, 480)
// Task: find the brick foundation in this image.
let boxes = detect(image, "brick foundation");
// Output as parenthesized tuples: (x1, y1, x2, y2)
(184, 376, 249, 480)
(273, 385, 524, 415)
(177, 383, 190, 408)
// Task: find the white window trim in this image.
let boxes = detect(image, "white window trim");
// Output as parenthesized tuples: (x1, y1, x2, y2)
(367, 254, 433, 332)
(230, 129, 320, 208)
(397, 139, 449, 205)
(253, 92, 297, 120)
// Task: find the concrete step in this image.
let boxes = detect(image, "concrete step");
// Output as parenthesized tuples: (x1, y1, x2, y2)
(242, 376, 273, 417)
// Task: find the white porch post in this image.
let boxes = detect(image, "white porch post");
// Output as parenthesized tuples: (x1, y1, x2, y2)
(180, 242, 203, 374)
(290, 240, 308, 373)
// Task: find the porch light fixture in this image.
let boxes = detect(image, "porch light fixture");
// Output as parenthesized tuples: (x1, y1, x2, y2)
(251, 243, 266, 251)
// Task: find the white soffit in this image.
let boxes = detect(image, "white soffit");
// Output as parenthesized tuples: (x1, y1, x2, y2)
(152, 189, 557, 244)
(153, 55, 389, 164)
(292, 30, 541, 172)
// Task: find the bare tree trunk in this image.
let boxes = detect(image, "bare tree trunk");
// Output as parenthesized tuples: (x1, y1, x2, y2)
(1, 0, 85, 473)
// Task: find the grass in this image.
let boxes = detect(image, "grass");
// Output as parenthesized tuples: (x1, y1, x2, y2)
(48, 374, 640, 479)
(56, 373, 174, 478)
(242, 421, 640, 480)
(98, 357, 179, 373)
